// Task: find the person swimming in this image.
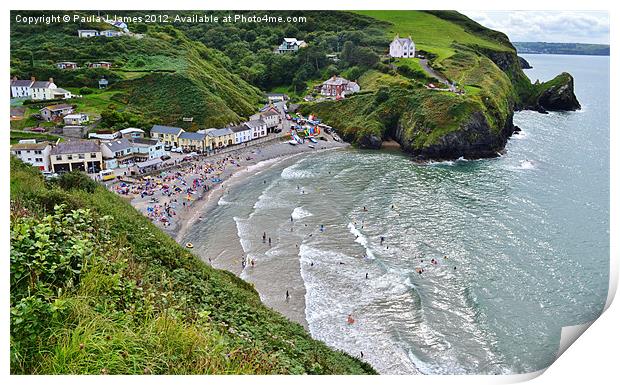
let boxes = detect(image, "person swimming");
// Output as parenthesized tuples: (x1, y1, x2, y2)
(347, 314, 355, 324)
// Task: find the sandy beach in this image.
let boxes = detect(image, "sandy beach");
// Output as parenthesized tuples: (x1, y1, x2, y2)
(109, 134, 349, 329)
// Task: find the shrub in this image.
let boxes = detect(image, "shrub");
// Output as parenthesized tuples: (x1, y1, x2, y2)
(54, 171, 98, 193)
(79, 87, 93, 95)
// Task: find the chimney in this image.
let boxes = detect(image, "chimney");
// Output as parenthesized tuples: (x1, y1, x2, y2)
(12, 76, 17, 81)
(31, 76, 36, 82)
(49, 77, 54, 83)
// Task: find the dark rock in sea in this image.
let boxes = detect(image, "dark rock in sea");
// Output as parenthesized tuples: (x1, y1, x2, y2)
(404, 111, 516, 161)
(518, 56, 533, 69)
(513, 125, 522, 133)
(358, 134, 382, 149)
(536, 72, 581, 111)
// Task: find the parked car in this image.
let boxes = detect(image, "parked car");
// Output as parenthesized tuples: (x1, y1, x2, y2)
(29, 127, 46, 133)
(160, 154, 171, 161)
(171, 147, 183, 153)
(42, 171, 59, 180)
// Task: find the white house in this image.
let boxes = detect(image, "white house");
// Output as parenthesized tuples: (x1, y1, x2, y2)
(100, 30, 123, 37)
(230, 124, 252, 144)
(119, 127, 145, 140)
(276, 38, 307, 54)
(78, 29, 99, 38)
(56, 62, 78, 69)
(49, 140, 103, 173)
(89, 131, 120, 141)
(244, 119, 268, 139)
(266, 93, 288, 103)
(40, 104, 74, 122)
(389, 35, 415, 58)
(31, 78, 58, 100)
(52, 88, 73, 99)
(131, 138, 167, 161)
(11, 140, 52, 171)
(63, 113, 89, 125)
(101, 138, 134, 168)
(10, 78, 34, 98)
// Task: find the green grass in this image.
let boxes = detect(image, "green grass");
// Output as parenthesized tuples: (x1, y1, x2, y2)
(10, 130, 63, 144)
(354, 11, 512, 63)
(10, 158, 376, 375)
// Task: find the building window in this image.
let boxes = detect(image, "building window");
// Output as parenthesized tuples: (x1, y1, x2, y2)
(90, 153, 97, 158)
(67, 155, 73, 160)
(78, 154, 85, 159)
(36, 158, 43, 162)
(16, 150, 21, 155)
(56, 155, 62, 161)
(35, 150, 42, 155)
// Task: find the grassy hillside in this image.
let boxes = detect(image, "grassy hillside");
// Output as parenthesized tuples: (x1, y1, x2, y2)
(10, 11, 263, 129)
(10, 158, 375, 374)
(301, 11, 574, 157)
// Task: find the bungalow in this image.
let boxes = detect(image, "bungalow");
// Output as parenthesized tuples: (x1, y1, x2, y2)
(276, 38, 307, 54)
(63, 113, 89, 125)
(150, 125, 184, 147)
(49, 140, 102, 173)
(205, 128, 234, 149)
(119, 127, 145, 140)
(131, 138, 166, 161)
(52, 88, 73, 99)
(230, 124, 252, 144)
(266, 93, 289, 103)
(40, 104, 74, 122)
(178, 131, 208, 153)
(31, 78, 58, 100)
(11, 140, 52, 171)
(101, 138, 135, 168)
(10, 77, 34, 98)
(88, 131, 119, 140)
(320, 75, 360, 99)
(56, 62, 78, 70)
(89, 61, 112, 69)
(78, 29, 99, 38)
(244, 119, 268, 139)
(100, 30, 123, 37)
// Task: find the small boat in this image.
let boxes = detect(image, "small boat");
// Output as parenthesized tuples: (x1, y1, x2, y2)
(287, 140, 298, 146)
(185, 243, 194, 249)
(309, 137, 318, 143)
(308, 144, 315, 149)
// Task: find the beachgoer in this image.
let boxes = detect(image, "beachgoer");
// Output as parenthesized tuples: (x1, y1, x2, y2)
(262, 232, 266, 242)
(365, 272, 368, 279)
(286, 290, 290, 301)
(380, 236, 385, 245)
(347, 314, 355, 324)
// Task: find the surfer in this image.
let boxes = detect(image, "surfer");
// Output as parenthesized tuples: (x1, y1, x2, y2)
(268, 237, 271, 245)
(365, 272, 368, 279)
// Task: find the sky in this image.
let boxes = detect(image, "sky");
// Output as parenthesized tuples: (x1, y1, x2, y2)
(460, 11, 610, 44)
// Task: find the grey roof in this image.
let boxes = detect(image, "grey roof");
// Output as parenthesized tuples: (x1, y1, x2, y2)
(322, 76, 351, 86)
(150, 125, 183, 135)
(119, 127, 144, 134)
(244, 119, 266, 129)
(179, 131, 206, 141)
(132, 138, 159, 146)
(206, 128, 234, 137)
(41, 104, 73, 112)
(11, 141, 51, 151)
(11, 79, 34, 87)
(103, 138, 133, 152)
(50, 140, 100, 155)
(262, 109, 280, 117)
(32, 81, 54, 88)
(230, 124, 251, 133)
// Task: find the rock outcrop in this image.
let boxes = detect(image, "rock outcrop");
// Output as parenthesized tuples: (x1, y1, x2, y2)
(402, 111, 516, 161)
(535, 73, 581, 111)
(518, 56, 533, 69)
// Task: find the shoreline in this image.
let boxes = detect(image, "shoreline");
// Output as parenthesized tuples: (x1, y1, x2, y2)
(112, 135, 350, 330)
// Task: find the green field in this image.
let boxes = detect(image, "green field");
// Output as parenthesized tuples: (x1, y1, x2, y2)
(354, 10, 512, 63)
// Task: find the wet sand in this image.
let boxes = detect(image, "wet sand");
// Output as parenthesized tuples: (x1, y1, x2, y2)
(113, 135, 349, 329)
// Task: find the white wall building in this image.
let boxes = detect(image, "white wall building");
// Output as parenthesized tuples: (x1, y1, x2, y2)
(230, 124, 252, 144)
(10, 78, 34, 98)
(244, 119, 268, 139)
(31, 78, 58, 100)
(11, 140, 52, 171)
(389, 35, 416, 58)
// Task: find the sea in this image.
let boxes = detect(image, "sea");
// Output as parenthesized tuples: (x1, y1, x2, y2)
(182, 54, 610, 374)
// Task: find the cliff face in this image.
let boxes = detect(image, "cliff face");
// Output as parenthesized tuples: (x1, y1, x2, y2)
(397, 111, 515, 160)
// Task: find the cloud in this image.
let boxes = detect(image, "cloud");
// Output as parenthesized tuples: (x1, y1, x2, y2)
(461, 11, 609, 44)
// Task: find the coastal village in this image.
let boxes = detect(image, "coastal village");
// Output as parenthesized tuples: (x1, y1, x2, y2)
(9, 32, 453, 234)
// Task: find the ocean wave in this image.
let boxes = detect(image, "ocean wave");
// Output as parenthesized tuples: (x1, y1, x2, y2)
(347, 222, 376, 259)
(218, 196, 233, 206)
(281, 163, 316, 179)
(291, 206, 313, 220)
